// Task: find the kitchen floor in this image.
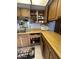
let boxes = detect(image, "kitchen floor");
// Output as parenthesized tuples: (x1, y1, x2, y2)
(34, 45, 43, 59)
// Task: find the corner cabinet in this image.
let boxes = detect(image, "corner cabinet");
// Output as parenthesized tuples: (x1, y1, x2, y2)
(48, 0, 61, 21)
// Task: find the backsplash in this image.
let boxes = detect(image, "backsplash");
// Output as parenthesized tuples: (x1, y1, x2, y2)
(17, 21, 56, 31)
(30, 23, 41, 29)
(48, 21, 56, 31)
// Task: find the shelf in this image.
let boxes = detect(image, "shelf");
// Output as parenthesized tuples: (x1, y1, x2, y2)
(30, 10, 45, 23)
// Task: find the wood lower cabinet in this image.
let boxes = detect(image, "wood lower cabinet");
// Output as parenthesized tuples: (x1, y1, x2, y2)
(41, 34, 60, 59)
(53, 52, 60, 59)
(17, 34, 30, 47)
(49, 46, 60, 59)
(21, 34, 30, 47)
(44, 41, 50, 59)
(49, 52, 54, 59)
(41, 35, 50, 59)
(17, 37, 21, 47)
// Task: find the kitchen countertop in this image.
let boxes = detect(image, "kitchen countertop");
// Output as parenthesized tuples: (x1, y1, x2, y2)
(17, 29, 61, 58)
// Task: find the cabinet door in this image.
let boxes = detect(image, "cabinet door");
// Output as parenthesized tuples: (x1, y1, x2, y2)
(21, 34, 30, 47)
(17, 38, 21, 48)
(17, 34, 30, 47)
(56, 0, 61, 19)
(50, 52, 54, 59)
(44, 44, 50, 59)
(44, 6, 48, 23)
(41, 34, 50, 59)
(40, 37, 43, 55)
(49, 47, 60, 59)
(17, 8, 21, 16)
(17, 34, 22, 47)
(21, 8, 30, 17)
(48, 0, 58, 20)
(43, 39, 50, 59)
(53, 52, 60, 59)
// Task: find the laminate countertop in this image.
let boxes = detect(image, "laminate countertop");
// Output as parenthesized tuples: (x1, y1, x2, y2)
(17, 29, 61, 58)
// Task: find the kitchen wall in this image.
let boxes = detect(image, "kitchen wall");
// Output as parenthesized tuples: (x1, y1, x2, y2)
(48, 21, 56, 31)
(17, 21, 41, 29)
(17, 20, 56, 31)
(30, 23, 41, 29)
(29, 21, 56, 31)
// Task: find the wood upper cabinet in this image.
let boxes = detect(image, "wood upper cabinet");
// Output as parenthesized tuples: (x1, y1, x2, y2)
(44, 6, 48, 23)
(17, 8, 21, 17)
(56, 0, 61, 19)
(17, 8, 30, 17)
(48, 0, 61, 21)
(21, 8, 30, 17)
(48, 0, 58, 20)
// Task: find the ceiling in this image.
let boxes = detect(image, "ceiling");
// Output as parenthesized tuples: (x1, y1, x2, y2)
(17, 3, 46, 10)
(17, 0, 49, 6)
